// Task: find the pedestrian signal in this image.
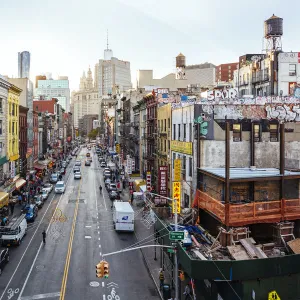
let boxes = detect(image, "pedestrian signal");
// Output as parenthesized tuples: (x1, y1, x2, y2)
(103, 261, 109, 278)
(96, 262, 104, 278)
(179, 271, 185, 281)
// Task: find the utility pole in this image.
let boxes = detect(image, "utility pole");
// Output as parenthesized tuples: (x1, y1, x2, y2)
(174, 197, 179, 300)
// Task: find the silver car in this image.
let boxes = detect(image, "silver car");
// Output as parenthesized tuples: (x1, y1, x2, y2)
(41, 189, 49, 200)
(74, 171, 81, 179)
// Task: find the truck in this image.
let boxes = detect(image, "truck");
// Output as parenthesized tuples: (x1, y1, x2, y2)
(112, 201, 134, 232)
(0, 214, 27, 246)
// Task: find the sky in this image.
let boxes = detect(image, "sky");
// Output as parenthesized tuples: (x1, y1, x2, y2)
(0, 0, 299, 92)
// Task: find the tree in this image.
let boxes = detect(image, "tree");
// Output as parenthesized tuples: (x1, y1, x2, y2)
(88, 128, 99, 140)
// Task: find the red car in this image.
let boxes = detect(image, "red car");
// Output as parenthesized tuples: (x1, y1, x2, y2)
(60, 168, 66, 175)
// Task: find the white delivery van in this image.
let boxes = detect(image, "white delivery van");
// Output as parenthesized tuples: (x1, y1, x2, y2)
(0, 214, 27, 246)
(113, 201, 134, 232)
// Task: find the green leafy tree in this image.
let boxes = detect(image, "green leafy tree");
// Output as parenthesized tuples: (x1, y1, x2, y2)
(88, 128, 99, 139)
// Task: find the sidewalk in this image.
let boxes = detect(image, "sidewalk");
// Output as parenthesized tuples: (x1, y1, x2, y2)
(121, 186, 173, 300)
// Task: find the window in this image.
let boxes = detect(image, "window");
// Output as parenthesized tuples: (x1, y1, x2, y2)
(12, 122, 15, 134)
(12, 104, 15, 116)
(164, 119, 166, 131)
(164, 140, 166, 152)
(173, 124, 176, 140)
(189, 123, 192, 141)
(233, 123, 242, 142)
(172, 153, 176, 168)
(168, 118, 170, 128)
(182, 156, 186, 180)
(270, 123, 279, 142)
(0, 120, 2, 135)
(253, 124, 261, 142)
(0, 98, 2, 113)
(183, 124, 186, 139)
(189, 157, 192, 177)
(178, 124, 181, 140)
(289, 64, 296, 76)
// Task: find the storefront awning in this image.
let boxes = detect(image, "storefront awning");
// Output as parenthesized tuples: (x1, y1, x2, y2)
(0, 192, 9, 208)
(34, 163, 46, 170)
(16, 178, 26, 190)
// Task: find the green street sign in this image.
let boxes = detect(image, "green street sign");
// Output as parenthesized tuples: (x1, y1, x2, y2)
(169, 231, 184, 241)
(167, 248, 175, 253)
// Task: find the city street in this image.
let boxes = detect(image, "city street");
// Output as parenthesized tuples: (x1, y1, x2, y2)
(0, 149, 159, 300)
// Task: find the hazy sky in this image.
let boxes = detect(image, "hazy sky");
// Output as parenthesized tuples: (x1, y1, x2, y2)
(0, 0, 299, 91)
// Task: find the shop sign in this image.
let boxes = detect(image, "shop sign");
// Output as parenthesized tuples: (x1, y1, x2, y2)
(171, 141, 192, 155)
(174, 159, 181, 181)
(172, 181, 181, 214)
(116, 144, 120, 154)
(158, 166, 168, 197)
(126, 157, 132, 175)
(10, 161, 15, 178)
(146, 172, 152, 191)
(131, 160, 135, 172)
(4, 181, 16, 194)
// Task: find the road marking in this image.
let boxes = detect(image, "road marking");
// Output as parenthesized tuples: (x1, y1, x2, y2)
(85, 225, 92, 228)
(15, 167, 74, 300)
(100, 252, 102, 256)
(102, 282, 105, 288)
(85, 236, 92, 239)
(97, 226, 99, 229)
(20, 292, 61, 300)
(103, 295, 106, 300)
(98, 231, 100, 234)
(98, 237, 100, 240)
(59, 179, 82, 300)
(99, 244, 101, 248)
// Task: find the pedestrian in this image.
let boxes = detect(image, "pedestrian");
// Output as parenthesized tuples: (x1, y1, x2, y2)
(42, 230, 46, 244)
(183, 283, 191, 300)
(159, 268, 164, 290)
(10, 202, 15, 215)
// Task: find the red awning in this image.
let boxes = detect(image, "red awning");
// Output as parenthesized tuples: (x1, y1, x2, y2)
(34, 163, 46, 170)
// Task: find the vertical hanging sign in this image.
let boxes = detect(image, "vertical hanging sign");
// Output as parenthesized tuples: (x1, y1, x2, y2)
(146, 172, 152, 191)
(174, 159, 181, 181)
(172, 181, 181, 214)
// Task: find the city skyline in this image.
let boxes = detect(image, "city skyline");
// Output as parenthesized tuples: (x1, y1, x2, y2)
(1, 0, 300, 92)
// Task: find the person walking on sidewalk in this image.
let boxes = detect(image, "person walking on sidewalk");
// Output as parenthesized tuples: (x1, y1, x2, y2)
(42, 230, 46, 244)
(183, 283, 191, 300)
(159, 268, 165, 290)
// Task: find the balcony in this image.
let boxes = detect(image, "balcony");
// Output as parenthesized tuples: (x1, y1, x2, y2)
(147, 134, 155, 140)
(195, 190, 300, 227)
(159, 131, 167, 137)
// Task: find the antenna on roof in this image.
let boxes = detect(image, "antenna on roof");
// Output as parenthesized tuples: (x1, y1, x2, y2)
(107, 29, 109, 50)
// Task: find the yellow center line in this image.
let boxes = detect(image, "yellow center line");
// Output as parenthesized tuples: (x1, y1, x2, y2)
(60, 179, 82, 300)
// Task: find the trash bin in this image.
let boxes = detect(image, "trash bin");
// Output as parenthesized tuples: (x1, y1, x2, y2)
(162, 284, 171, 300)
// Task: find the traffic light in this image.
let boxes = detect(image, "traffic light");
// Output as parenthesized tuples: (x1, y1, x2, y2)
(96, 261, 104, 278)
(179, 271, 185, 281)
(103, 261, 109, 278)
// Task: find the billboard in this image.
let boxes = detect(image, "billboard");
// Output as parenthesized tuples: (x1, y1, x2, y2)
(158, 166, 168, 201)
(194, 104, 214, 140)
(172, 181, 181, 214)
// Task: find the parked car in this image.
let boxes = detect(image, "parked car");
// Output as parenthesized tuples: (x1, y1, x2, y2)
(43, 183, 53, 193)
(103, 167, 111, 173)
(104, 178, 111, 185)
(33, 195, 44, 209)
(85, 160, 91, 166)
(109, 191, 120, 201)
(62, 161, 67, 168)
(75, 160, 81, 166)
(108, 183, 118, 192)
(41, 189, 49, 201)
(0, 248, 10, 276)
(74, 171, 81, 179)
(50, 173, 58, 183)
(100, 162, 107, 168)
(55, 181, 66, 194)
(73, 166, 80, 173)
(23, 204, 38, 222)
(60, 168, 66, 175)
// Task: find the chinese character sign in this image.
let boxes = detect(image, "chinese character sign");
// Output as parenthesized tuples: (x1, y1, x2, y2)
(158, 166, 168, 197)
(172, 181, 181, 214)
(146, 172, 152, 191)
(174, 159, 181, 181)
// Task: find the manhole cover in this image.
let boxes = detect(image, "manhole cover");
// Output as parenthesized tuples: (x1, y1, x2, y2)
(89, 281, 100, 287)
(36, 265, 45, 270)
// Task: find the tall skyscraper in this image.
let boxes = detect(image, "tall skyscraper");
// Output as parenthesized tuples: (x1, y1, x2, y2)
(18, 51, 31, 78)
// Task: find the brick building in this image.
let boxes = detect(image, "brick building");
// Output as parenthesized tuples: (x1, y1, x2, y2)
(215, 62, 238, 83)
(33, 110, 39, 163)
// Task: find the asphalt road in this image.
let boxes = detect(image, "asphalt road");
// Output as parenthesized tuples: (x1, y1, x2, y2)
(0, 148, 159, 300)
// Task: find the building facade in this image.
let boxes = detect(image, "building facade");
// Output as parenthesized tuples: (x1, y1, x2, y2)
(7, 84, 21, 178)
(215, 62, 238, 83)
(72, 68, 101, 128)
(35, 77, 70, 112)
(0, 77, 10, 179)
(19, 105, 29, 176)
(33, 111, 39, 163)
(78, 114, 98, 137)
(18, 51, 30, 78)
(98, 57, 131, 96)
(157, 103, 172, 197)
